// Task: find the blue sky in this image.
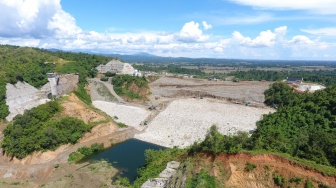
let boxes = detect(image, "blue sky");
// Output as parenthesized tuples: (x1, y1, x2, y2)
(0, 0, 336, 60)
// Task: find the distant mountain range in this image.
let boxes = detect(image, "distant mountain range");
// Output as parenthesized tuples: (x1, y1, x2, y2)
(45, 48, 336, 66)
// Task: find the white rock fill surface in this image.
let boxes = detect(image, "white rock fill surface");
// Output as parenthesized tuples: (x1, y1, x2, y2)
(92, 100, 151, 130)
(6, 82, 50, 121)
(135, 98, 274, 148)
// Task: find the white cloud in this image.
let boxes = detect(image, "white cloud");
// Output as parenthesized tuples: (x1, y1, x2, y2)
(275, 26, 287, 36)
(286, 35, 329, 49)
(0, 0, 81, 39)
(301, 27, 336, 37)
(232, 27, 287, 47)
(48, 10, 82, 39)
(202, 21, 212, 30)
(287, 35, 314, 45)
(175, 21, 209, 42)
(0, 1, 334, 60)
(229, 0, 336, 14)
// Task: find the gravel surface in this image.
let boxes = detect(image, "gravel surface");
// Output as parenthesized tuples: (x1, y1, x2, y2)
(93, 100, 151, 130)
(150, 77, 270, 103)
(135, 98, 274, 148)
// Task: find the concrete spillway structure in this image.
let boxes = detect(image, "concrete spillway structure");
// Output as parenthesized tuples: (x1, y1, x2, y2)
(47, 73, 59, 97)
(5, 73, 79, 121)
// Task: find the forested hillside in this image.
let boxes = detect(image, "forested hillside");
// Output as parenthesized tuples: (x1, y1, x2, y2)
(0, 45, 115, 120)
(1, 101, 91, 159)
(190, 82, 336, 167)
(252, 82, 336, 166)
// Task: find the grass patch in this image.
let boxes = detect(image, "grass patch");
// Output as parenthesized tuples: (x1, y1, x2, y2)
(93, 81, 116, 101)
(185, 170, 216, 188)
(305, 179, 315, 188)
(116, 122, 127, 128)
(68, 143, 104, 162)
(74, 83, 92, 105)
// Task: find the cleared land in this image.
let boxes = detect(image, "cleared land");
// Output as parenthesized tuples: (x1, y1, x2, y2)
(135, 98, 274, 148)
(150, 77, 271, 103)
(92, 100, 151, 131)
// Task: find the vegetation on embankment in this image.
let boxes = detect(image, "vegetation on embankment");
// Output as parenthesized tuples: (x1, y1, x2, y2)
(68, 143, 104, 163)
(132, 126, 336, 187)
(1, 101, 92, 159)
(132, 147, 188, 188)
(112, 75, 150, 100)
(255, 82, 336, 167)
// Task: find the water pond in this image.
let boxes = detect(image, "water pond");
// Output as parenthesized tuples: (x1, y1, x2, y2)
(82, 139, 165, 183)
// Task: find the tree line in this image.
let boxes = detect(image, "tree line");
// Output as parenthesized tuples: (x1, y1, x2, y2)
(228, 70, 336, 86)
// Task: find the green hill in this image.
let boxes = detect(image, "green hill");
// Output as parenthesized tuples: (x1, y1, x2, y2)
(0, 45, 116, 120)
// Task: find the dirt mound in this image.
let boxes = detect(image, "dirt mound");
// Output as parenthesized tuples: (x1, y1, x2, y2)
(126, 82, 150, 101)
(193, 153, 336, 188)
(60, 93, 107, 123)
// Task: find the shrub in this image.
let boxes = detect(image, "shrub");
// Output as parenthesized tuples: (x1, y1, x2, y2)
(105, 71, 116, 77)
(91, 143, 104, 152)
(117, 122, 127, 128)
(78, 146, 93, 156)
(289, 177, 302, 185)
(100, 77, 108, 82)
(68, 152, 85, 162)
(273, 173, 286, 187)
(112, 176, 131, 187)
(245, 162, 257, 172)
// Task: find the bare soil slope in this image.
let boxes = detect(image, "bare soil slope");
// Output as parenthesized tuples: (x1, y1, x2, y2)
(192, 153, 336, 188)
